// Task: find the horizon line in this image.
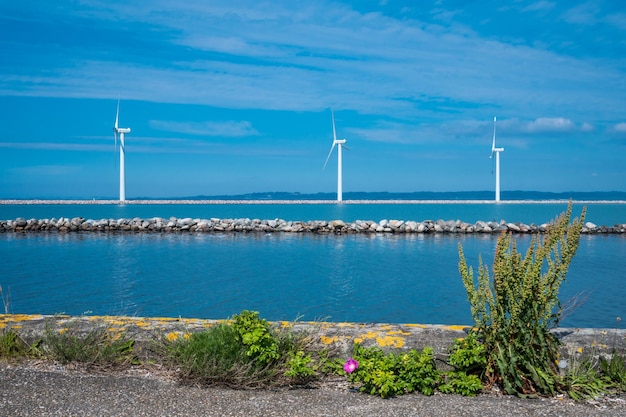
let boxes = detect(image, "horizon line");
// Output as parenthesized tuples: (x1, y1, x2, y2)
(2, 199, 626, 205)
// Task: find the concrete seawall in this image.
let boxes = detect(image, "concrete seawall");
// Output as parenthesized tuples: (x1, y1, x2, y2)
(2, 216, 625, 234)
(2, 314, 625, 366)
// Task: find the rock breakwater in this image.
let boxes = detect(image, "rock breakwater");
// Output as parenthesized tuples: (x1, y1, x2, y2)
(1, 217, 624, 234)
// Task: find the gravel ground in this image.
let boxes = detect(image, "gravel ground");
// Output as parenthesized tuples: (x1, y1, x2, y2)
(1, 363, 625, 417)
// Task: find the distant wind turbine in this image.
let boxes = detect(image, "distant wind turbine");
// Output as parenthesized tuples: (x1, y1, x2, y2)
(113, 100, 131, 202)
(323, 109, 348, 202)
(490, 116, 504, 202)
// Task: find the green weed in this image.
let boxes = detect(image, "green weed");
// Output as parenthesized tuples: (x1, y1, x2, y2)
(600, 351, 626, 391)
(232, 310, 281, 366)
(347, 344, 439, 398)
(165, 310, 322, 388)
(285, 350, 317, 382)
(166, 322, 264, 387)
(438, 333, 486, 396)
(438, 371, 484, 396)
(43, 325, 136, 369)
(0, 330, 30, 359)
(562, 357, 611, 401)
(458, 202, 585, 397)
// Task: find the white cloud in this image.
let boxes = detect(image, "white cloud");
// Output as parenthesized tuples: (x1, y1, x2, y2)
(613, 122, 626, 133)
(604, 12, 626, 30)
(149, 120, 260, 137)
(561, 2, 600, 25)
(581, 122, 594, 132)
(2, 1, 625, 123)
(0, 142, 110, 151)
(522, 1, 556, 13)
(526, 117, 575, 132)
(10, 164, 81, 176)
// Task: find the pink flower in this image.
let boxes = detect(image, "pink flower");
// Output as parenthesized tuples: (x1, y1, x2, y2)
(343, 358, 358, 374)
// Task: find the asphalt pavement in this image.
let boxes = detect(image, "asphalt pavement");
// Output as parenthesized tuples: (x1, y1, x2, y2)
(1, 362, 625, 417)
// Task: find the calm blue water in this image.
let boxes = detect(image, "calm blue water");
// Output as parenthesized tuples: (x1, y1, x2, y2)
(1, 202, 625, 225)
(1, 203, 625, 328)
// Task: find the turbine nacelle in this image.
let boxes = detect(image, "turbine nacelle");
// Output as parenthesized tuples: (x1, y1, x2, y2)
(323, 137, 348, 169)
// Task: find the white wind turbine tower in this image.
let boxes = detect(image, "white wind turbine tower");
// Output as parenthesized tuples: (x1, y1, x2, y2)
(490, 116, 504, 202)
(323, 109, 348, 202)
(113, 100, 131, 202)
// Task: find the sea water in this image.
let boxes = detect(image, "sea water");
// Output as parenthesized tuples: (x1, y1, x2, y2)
(1, 202, 625, 225)
(1, 203, 625, 328)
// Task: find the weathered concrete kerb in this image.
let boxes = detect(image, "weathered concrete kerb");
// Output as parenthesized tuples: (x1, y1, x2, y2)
(2, 216, 625, 234)
(3, 314, 626, 416)
(2, 314, 625, 365)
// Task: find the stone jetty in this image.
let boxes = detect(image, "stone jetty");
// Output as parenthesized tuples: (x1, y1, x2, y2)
(1, 216, 625, 234)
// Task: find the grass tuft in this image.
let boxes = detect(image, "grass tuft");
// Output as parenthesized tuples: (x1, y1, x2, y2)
(0, 330, 33, 359)
(42, 325, 136, 369)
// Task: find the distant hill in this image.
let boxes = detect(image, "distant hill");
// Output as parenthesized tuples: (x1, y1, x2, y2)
(137, 191, 626, 201)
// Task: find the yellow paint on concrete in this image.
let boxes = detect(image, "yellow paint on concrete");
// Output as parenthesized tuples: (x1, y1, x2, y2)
(0, 314, 44, 322)
(104, 319, 128, 326)
(337, 322, 355, 328)
(166, 332, 180, 341)
(403, 324, 427, 328)
(320, 335, 351, 345)
(388, 330, 411, 336)
(376, 336, 405, 348)
(442, 325, 469, 331)
(109, 331, 123, 341)
(353, 330, 390, 345)
(359, 331, 380, 340)
(379, 324, 393, 330)
(320, 335, 339, 345)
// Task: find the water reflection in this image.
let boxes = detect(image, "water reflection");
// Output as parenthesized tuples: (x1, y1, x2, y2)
(109, 235, 140, 315)
(0, 232, 623, 327)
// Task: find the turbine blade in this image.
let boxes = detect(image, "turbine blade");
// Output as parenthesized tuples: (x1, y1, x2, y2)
(342, 143, 350, 151)
(113, 131, 118, 170)
(323, 142, 336, 170)
(331, 109, 337, 143)
(491, 116, 496, 152)
(115, 100, 120, 129)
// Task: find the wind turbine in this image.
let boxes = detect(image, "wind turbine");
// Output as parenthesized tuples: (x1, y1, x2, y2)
(323, 109, 348, 202)
(490, 116, 504, 202)
(113, 100, 131, 202)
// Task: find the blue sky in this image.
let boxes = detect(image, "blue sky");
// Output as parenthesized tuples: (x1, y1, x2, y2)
(1, 0, 625, 199)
